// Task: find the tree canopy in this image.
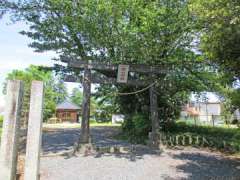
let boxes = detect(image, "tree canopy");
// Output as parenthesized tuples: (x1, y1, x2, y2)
(190, 0, 240, 80)
(189, 0, 240, 109)
(1, 0, 232, 136)
(3, 0, 240, 144)
(2, 0, 198, 65)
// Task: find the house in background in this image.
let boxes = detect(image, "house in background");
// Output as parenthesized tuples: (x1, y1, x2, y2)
(181, 100, 222, 123)
(56, 100, 81, 123)
(197, 101, 222, 122)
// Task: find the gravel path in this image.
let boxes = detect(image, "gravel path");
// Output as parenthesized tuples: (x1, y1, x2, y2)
(40, 127, 240, 180)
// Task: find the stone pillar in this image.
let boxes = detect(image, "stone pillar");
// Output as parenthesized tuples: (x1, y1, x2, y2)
(149, 84, 160, 148)
(0, 80, 23, 180)
(24, 81, 44, 180)
(79, 68, 91, 143)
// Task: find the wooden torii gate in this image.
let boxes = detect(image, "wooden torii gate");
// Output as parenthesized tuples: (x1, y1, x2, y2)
(63, 60, 167, 148)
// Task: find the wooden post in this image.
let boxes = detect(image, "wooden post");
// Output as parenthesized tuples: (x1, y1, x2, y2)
(24, 81, 44, 180)
(79, 68, 91, 143)
(149, 84, 160, 148)
(0, 80, 23, 180)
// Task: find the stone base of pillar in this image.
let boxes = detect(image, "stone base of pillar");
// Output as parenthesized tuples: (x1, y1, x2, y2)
(77, 143, 96, 156)
(148, 131, 161, 149)
(72, 136, 94, 155)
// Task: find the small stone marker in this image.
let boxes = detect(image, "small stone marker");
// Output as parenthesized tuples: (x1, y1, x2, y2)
(24, 81, 44, 180)
(0, 80, 24, 180)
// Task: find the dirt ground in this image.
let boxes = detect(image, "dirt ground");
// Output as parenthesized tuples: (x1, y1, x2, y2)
(18, 126, 240, 180)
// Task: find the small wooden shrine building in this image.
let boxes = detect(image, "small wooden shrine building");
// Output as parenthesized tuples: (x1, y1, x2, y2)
(56, 101, 81, 123)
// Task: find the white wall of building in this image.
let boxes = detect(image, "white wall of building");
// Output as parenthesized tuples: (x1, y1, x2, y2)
(112, 114, 124, 124)
(198, 103, 221, 122)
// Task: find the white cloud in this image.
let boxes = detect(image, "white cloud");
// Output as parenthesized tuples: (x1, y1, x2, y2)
(0, 48, 56, 70)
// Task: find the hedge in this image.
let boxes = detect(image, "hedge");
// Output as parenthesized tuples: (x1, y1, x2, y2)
(161, 122, 240, 153)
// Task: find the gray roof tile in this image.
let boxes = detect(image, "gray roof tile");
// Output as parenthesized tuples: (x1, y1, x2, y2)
(56, 100, 81, 110)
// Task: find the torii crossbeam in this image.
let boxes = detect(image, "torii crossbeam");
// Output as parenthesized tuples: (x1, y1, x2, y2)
(64, 60, 166, 148)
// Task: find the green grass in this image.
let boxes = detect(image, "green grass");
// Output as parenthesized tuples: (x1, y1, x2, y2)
(90, 121, 121, 127)
(43, 120, 120, 129)
(167, 121, 240, 138)
(43, 123, 81, 129)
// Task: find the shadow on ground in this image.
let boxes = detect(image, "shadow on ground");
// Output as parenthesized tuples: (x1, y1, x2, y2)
(163, 150, 240, 180)
(42, 129, 80, 154)
(41, 126, 128, 154)
(41, 126, 161, 161)
(95, 147, 161, 161)
(61, 145, 162, 162)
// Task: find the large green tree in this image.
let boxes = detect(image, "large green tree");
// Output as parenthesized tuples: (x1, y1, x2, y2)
(1, 0, 217, 139)
(4, 65, 68, 123)
(70, 87, 98, 117)
(1, 0, 197, 64)
(190, 0, 240, 108)
(1, 0, 212, 89)
(70, 87, 83, 106)
(190, 0, 240, 78)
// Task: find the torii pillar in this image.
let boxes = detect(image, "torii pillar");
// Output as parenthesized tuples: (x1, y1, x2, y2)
(79, 67, 91, 143)
(149, 83, 160, 148)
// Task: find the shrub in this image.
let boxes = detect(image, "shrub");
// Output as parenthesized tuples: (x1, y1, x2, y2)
(122, 113, 151, 144)
(232, 119, 239, 125)
(162, 122, 240, 153)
